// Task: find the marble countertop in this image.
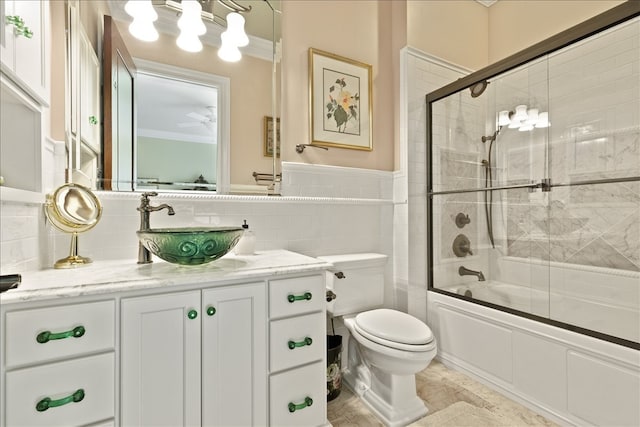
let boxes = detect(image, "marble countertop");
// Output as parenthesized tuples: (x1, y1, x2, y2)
(1, 250, 332, 304)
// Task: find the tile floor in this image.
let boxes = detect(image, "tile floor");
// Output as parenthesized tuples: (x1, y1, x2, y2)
(327, 360, 559, 426)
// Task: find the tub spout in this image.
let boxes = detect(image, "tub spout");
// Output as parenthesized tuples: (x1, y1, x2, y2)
(459, 266, 485, 281)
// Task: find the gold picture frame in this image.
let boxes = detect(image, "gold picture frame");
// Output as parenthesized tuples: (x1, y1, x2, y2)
(309, 48, 373, 151)
(264, 116, 280, 157)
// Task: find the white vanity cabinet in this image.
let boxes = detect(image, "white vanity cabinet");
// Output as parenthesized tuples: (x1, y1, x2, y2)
(121, 283, 267, 426)
(1, 300, 116, 427)
(0, 0, 49, 105)
(1, 251, 332, 427)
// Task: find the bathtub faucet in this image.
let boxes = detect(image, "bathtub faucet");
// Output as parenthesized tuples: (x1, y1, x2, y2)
(459, 266, 485, 281)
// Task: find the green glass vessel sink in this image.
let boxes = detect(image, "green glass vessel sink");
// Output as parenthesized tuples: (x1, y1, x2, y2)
(137, 227, 244, 265)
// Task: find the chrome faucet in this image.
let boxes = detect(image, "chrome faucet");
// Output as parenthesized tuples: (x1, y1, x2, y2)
(459, 266, 485, 281)
(137, 192, 175, 264)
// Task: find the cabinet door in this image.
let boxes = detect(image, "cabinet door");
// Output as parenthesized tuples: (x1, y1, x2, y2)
(13, 0, 47, 103)
(121, 291, 201, 427)
(202, 283, 267, 426)
(0, 1, 15, 69)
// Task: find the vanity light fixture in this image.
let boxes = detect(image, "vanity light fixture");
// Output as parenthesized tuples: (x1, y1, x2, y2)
(124, 0, 252, 59)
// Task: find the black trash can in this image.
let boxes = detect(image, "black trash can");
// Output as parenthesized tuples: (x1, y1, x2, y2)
(326, 335, 343, 401)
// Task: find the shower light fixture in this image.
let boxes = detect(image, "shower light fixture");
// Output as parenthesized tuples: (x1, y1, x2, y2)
(500, 105, 549, 131)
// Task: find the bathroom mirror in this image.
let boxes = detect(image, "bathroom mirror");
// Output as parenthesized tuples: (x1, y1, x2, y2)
(68, 0, 281, 194)
(44, 183, 103, 269)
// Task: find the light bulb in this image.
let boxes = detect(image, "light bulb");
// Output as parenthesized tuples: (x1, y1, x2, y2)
(129, 18, 159, 42)
(218, 33, 242, 62)
(124, 0, 157, 20)
(508, 116, 521, 129)
(519, 123, 534, 132)
(526, 108, 539, 125)
(497, 110, 511, 126)
(535, 112, 550, 128)
(178, 0, 206, 36)
(176, 32, 202, 52)
(224, 12, 249, 47)
(514, 104, 528, 122)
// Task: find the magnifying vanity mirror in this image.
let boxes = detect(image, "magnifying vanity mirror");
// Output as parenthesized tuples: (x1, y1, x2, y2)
(44, 183, 103, 269)
(66, 0, 281, 194)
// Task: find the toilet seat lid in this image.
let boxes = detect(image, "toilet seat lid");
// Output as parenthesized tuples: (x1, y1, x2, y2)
(355, 309, 434, 346)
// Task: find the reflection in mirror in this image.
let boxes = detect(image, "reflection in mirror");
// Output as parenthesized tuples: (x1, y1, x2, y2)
(131, 60, 230, 192)
(68, 0, 281, 194)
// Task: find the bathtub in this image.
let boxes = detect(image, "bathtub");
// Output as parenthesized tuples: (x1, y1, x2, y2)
(443, 280, 640, 344)
(428, 264, 640, 426)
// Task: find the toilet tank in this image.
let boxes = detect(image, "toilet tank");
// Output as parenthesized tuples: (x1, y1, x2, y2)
(317, 253, 388, 317)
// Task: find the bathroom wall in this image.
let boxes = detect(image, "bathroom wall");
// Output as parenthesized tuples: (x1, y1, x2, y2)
(488, 0, 626, 64)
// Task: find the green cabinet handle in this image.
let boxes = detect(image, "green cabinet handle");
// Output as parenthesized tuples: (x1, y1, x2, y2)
(287, 292, 312, 303)
(36, 389, 85, 412)
(288, 397, 313, 413)
(187, 309, 198, 319)
(89, 115, 98, 125)
(206, 306, 216, 316)
(36, 326, 85, 343)
(288, 337, 312, 350)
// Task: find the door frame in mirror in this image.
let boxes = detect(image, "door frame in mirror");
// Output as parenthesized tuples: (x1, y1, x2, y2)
(132, 59, 231, 194)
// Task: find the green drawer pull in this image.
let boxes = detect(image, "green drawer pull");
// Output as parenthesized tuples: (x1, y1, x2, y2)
(206, 306, 216, 316)
(36, 326, 85, 343)
(89, 115, 98, 125)
(16, 25, 33, 38)
(6, 16, 33, 38)
(288, 337, 312, 350)
(187, 309, 198, 319)
(287, 292, 312, 303)
(288, 396, 313, 413)
(36, 388, 85, 412)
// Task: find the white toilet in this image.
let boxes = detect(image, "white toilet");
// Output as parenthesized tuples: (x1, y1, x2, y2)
(319, 253, 437, 427)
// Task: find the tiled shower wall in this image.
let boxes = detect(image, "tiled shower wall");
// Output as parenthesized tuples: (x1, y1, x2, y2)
(395, 48, 469, 321)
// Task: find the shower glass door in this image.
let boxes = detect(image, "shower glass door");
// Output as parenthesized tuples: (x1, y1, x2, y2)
(427, 8, 639, 349)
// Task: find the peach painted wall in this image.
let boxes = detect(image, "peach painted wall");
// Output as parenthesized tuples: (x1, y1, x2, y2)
(407, 0, 489, 71)
(488, 0, 627, 63)
(280, 0, 396, 172)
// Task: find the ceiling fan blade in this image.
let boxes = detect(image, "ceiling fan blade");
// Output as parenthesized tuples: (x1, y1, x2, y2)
(186, 112, 208, 121)
(177, 122, 202, 128)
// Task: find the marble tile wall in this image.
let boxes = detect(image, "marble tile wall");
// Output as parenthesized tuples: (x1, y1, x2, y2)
(504, 18, 640, 272)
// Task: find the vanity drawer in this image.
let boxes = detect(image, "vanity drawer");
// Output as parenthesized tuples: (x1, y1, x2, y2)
(270, 312, 325, 372)
(5, 300, 115, 368)
(269, 361, 326, 427)
(269, 275, 324, 319)
(5, 352, 115, 427)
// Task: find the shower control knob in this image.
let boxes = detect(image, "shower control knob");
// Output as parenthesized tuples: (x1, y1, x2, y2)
(455, 213, 471, 228)
(453, 234, 473, 257)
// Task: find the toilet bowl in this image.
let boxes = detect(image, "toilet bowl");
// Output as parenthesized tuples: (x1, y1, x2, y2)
(318, 254, 438, 427)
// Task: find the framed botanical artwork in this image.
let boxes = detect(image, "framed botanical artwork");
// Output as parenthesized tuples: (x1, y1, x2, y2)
(264, 116, 280, 157)
(309, 48, 372, 151)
